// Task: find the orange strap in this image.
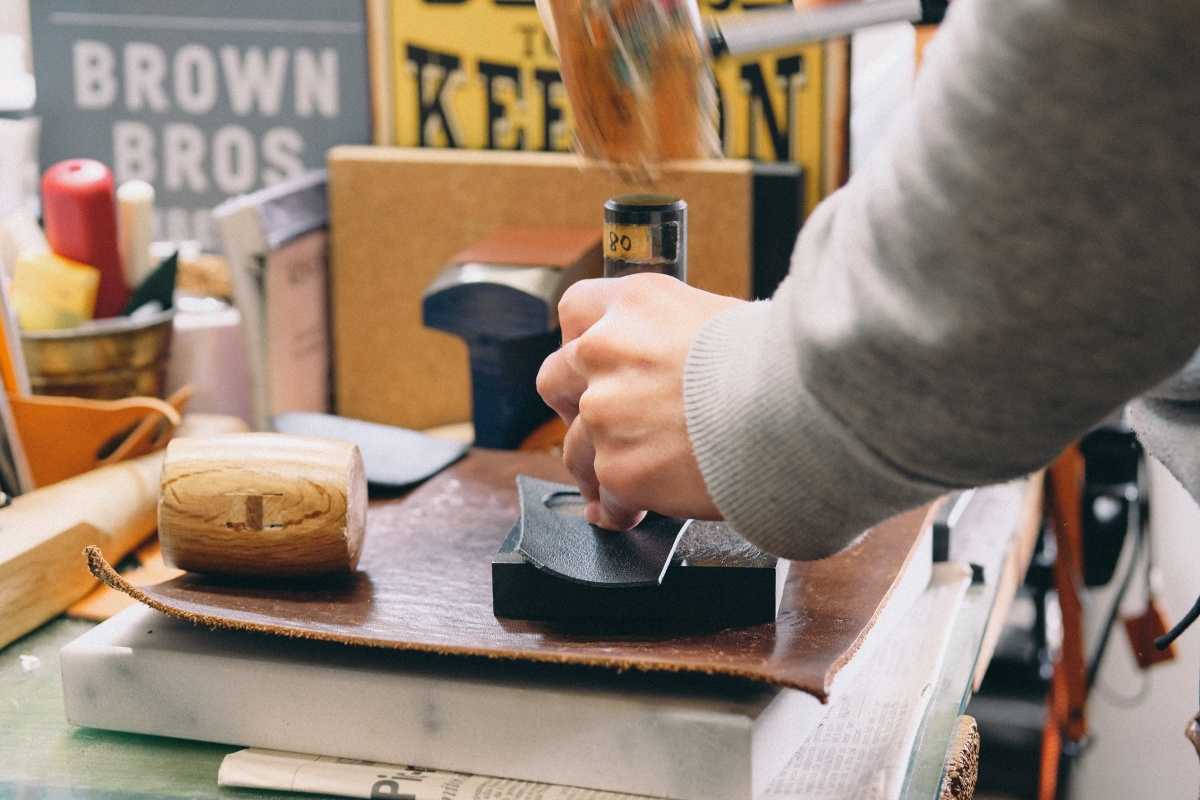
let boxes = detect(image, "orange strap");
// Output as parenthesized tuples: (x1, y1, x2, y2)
(9, 387, 189, 488)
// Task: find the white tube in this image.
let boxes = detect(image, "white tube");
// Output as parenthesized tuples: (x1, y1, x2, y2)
(117, 179, 155, 289)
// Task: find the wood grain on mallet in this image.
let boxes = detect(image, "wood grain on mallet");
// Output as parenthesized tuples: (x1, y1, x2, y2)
(158, 434, 367, 577)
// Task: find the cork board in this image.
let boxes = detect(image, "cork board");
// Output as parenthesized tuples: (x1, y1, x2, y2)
(327, 147, 754, 430)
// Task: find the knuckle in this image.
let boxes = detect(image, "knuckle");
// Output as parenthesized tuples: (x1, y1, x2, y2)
(576, 385, 617, 428)
(593, 454, 634, 500)
(560, 280, 589, 305)
(572, 331, 609, 368)
(592, 454, 617, 491)
(534, 357, 555, 397)
(612, 277, 645, 309)
(618, 272, 673, 304)
(575, 389, 600, 424)
(557, 281, 595, 329)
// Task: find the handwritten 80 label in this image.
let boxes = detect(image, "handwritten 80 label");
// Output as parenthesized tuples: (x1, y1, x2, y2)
(603, 224, 652, 260)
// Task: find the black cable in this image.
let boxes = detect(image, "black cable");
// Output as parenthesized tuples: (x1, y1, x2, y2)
(1086, 485, 1146, 690)
(1156, 592, 1200, 653)
(1150, 584, 1200, 712)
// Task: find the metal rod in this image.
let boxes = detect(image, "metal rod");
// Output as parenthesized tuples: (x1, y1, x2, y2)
(712, 0, 923, 57)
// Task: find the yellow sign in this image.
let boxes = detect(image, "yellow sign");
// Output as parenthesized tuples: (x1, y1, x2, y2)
(385, 0, 828, 212)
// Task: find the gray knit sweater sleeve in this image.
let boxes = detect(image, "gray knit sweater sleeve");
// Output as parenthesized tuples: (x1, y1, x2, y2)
(684, 0, 1200, 560)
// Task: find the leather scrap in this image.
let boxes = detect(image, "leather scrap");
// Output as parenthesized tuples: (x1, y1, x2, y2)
(271, 412, 467, 490)
(85, 449, 933, 700)
(515, 475, 688, 587)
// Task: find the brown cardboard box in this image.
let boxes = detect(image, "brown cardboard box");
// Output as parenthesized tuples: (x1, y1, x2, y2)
(328, 147, 754, 431)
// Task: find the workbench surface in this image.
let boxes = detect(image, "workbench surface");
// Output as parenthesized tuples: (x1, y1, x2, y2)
(0, 481, 1037, 800)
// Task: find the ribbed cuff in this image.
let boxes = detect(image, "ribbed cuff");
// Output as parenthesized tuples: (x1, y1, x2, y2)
(683, 301, 946, 561)
(1130, 398, 1200, 498)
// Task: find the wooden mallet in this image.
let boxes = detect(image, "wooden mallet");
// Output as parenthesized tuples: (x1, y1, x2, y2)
(537, 0, 947, 172)
(158, 433, 368, 578)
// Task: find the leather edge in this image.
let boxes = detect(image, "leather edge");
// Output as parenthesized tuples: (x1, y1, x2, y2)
(818, 499, 945, 697)
(84, 543, 829, 695)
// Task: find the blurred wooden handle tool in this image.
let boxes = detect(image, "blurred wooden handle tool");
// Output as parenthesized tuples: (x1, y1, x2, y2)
(0, 413, 247, 649)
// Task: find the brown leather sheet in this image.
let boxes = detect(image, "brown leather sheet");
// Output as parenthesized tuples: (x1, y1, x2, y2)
(87, 449, 932, 700)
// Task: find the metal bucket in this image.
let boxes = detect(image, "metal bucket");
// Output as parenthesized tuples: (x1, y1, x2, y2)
(21, 309, 175, 400)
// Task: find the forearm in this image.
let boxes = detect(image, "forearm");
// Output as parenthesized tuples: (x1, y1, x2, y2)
(685, 0, 1200, 559)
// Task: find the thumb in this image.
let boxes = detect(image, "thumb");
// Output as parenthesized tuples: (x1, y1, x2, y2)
(585, 488, 647, 532)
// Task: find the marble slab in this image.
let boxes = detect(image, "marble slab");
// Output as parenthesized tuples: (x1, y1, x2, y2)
(61, 606, 818, 800)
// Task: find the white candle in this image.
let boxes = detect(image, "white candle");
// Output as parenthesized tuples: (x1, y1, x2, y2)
(116, 179, 155, 289)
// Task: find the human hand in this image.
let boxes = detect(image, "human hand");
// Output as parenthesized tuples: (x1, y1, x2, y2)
(537, 273, 744, 530)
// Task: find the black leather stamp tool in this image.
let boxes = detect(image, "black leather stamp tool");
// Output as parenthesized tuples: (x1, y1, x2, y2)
(492, 476, 788, 623)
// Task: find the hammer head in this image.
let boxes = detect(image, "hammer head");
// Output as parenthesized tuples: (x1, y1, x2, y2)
(537, 0, 720, 174)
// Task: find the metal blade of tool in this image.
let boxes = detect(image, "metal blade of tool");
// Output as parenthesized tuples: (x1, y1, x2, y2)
(710, 0, 926, 57)
(272, 412, 467, 491)
(514, 475, 690, 588)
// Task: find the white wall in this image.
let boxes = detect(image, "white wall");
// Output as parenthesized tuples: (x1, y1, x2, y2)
(1070, 459, 1200, 799)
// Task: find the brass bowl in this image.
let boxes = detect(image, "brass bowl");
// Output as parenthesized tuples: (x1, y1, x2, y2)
(21, 309, 174, 400)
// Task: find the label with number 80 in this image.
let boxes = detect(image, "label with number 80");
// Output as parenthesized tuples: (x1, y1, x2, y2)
(603, 223, 652, 260)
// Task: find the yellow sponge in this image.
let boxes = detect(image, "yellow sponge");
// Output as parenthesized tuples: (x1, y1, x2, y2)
(13, 250, 100, 331)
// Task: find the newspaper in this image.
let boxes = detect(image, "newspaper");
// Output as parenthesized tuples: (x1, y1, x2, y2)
(763, 563, 971, 800)
(218, 754, 656, 800)
(219, 564, 971, 800)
